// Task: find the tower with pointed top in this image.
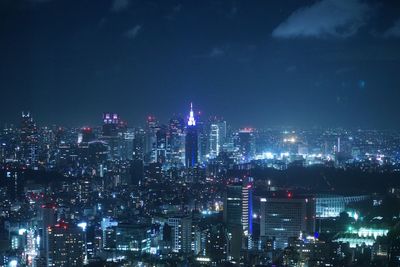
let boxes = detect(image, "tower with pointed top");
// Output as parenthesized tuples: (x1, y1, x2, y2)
(185, 103, 198, 168)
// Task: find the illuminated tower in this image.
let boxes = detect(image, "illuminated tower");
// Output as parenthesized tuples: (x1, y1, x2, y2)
(20, 111, 38, 165)
(167, 116, 185, 166)
(185, 103, 198, 168)
(209, 124, 220, 158)
(101, 113, 127, 160)
(145, 115, 159, 163)
(238, 128, 255, 162)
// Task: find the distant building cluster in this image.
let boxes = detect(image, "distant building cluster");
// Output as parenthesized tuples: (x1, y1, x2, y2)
(0, 105, 399, 266)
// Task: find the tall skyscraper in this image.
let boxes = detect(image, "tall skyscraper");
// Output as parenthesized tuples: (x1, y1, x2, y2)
(20, 111, 38, 165)
(156, 125, 167, 164)
(167, 116, 185, 166)
(185, 103, 198, 168)
(101, 113, 127, 160)
(242, 180, 253, 238)
(40, 204, 56, 257)
(145, 115, 159, 163)
(223, 179, 254, 257)
(207, 117, 227, 160)
(223, 183, 243, 261)
(237, 128, 255, 162)
(133, 127, 146, 160)
(209, 124, 220, 159)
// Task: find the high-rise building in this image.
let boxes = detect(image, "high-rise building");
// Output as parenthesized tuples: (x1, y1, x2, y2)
(47, 222, 84, 266)
(20, 112, 38, 165)
(133, 127, 146, 160)
(101, 113, 127, 160)
(185, 103, 198, 168)
(79, 127, 95, 144)
(145, 115, 159, 163)
(40, 204, 56, 256)
(237, 128, 255, 162)
(197, 117, 209, 163)
(209, 118, 227, 159)
(260, 195, 315, 249)
(156, 125, 167, 164)
(167, 116, 185, 166)
(121, 128, 134, 160)
(209, 124, 220, 159)
(167, 216, 193, 254)
(223, 181, 254, 260)
(242, 180, 253, 238)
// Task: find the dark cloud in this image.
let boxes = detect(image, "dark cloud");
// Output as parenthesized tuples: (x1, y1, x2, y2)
(111, 0, 130, 12)
(272, 0, 371, 39)
(208, 47, 225, 57)
(384, 18, 400, 38)
(165, 4, 182, 20)
(194, 47, 227, 59)
(124, 25, 142, 39)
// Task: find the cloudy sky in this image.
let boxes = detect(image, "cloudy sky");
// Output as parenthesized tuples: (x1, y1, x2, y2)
(0, 0, 399, 128)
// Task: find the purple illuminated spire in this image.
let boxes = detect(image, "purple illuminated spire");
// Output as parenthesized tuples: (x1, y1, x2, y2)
(188, 102, 196, 126)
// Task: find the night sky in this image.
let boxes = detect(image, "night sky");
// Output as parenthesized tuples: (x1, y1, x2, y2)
(1, 0, 400, 128)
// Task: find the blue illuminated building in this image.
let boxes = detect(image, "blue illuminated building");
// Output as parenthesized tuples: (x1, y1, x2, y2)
(185, 103, 198, 168)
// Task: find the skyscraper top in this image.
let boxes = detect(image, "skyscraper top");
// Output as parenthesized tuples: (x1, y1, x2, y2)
(188, 102, 196, 126)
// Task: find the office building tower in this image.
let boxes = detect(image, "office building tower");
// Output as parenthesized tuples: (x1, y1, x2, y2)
(217, 120, 227, 147)
(242, 181, 253, 238)
(47, 222, 84, 266)
(197, 118, 209, 163)
(167, 216, 193, 254)
(20, 112, 38, 165)
(224, 184, 242, 227)
(40, 204, 56, 256)
(101, 113, 127, 160)
(79, 127, 95, 144)
(145, 115, 159, 163)
(185, 103, 198, 168)
(156, 125, 167, 164)
(120, 128, 134, 160)
(237, 128, 255, 162)
(223, 184, 244, 260)
(209, 124, 220, 159)
(209, 118, 227, 159)
(260, 196, 315, 249)
(101, 218, 118, 250)
(167, 116, 185, 166)
(133, 127, 146, 160)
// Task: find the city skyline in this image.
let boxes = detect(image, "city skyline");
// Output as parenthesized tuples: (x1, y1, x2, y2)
(1, 1, 400, 266)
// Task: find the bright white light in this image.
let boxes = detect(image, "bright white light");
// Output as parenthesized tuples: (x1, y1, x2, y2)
(9, 260, 17, 267)
(18, 228, 27, 235)
(78, 222, 87, 231)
